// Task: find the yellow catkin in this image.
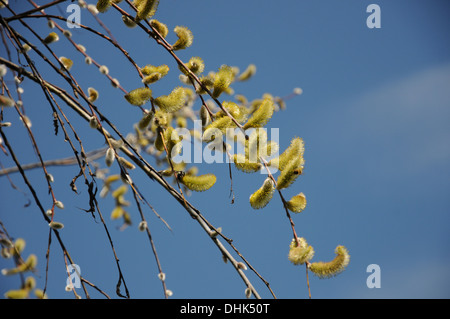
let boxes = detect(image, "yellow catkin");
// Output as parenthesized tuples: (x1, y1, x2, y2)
(104, 174, 121, 185)
(243, 97, 275, 130)
(166, 127, 182, 157)
(4, 289, 29, 299)
(118, 157, 136, 170)
(138, 110, 154, 130)
(180, 56, 205, 75)
(176, 116, 187, 128)
(48, 221, 64, 230)
(200, 104, 211, 127)
(12, 238, 26, 255)
(212, 65, 233, 98)
(215, 101, 246, 123)
(161, 161, 186, 176)
(3, 254, 37, 274)
(123, 211, 132, 225)
(172, 26, 193, 51)
(152, 110, 170, 129)
(276, 155, 302, 190)
(111, 206, 124, 220)
(154, 87, 187, 113)
(155, 126, 181, 157)
(34, 289, 48, 299)
(246, 128, 268, 161)
(249, 178, 275, 209)
(202, 116, 236, 142)
(180, 174, 216, 192)
(88, 87, 99, 102)
(150, 19, 168, 38)
(59, 57, 73, 70)
(124, 87, 152, 106)
(96, 0, 112, 13)
(154, 126, 165, 152)
(135, 0, 159, 21)
(142, 73, 161, 84)
(25, 276, 36, 290)
(112, 185, 128, 198)
(233, 154, 262, 173)
(286, 192, 307, 213)
(141, 65, 169, 84)
(43, 32, 59, 44)
(141, 64, 169, 76)
(122, 15, 137, 28)
(309, 246, 350, 278)
(196, 75, 214, 95)
(271, 137, 305, 171)
(24, 254, 38, 269)
(265, 140, 279, 158)
(237, 64, 256, 81)
(288, 237, 314, 265)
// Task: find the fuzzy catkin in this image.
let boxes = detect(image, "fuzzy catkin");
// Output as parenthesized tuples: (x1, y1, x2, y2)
(237, 64, 256, 81)
(288, 237, 314, 265)
(150, 19, 168, 37)
(243, 97, 275, 130)
(212, 65, 233, 98)
(172, 26, 193, 51)
(154, 87, 187, 113)
(124, 87, 152, 106)
(276, 155, 302, 190)
(309, 246, 350, 278)
(274, 137, 305, 171)
(286, 192, 307, 213)
(233, 154, 262, 173)
(249, 178, 275, 209)
(135, 0, 159, 21)
(180, 174, 216, 192)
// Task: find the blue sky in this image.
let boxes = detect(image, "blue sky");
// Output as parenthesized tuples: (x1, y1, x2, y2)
(0, 0, 449, 299)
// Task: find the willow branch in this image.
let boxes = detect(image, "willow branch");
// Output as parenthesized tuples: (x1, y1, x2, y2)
(4, 0, 67, 21)
(0, 148, 107, 176)
(1, 56, 265, 299)
(0, 128, 95, 298)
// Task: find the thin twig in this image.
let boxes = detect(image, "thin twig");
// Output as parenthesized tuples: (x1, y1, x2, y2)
(132, 191, 168, 299)
(92, 190, 131, 298)
(11, 13, 146, 80)
(0, 128, 96, 298)
(0, 148, 107, 176)
(4, 0, 67, 21)
(306, 263, 311, 299)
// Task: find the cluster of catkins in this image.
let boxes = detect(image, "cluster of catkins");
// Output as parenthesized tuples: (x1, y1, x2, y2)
(0, 237, 47, 299)
(94, 0, 350, 279)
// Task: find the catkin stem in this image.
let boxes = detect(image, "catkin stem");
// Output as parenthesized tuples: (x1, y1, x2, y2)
(259, 156, 299, 244)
